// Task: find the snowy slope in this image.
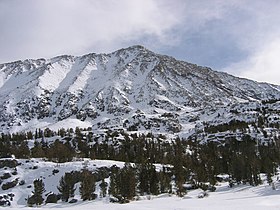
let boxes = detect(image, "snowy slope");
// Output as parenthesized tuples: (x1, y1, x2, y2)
(0, 158, 279, 210)
(0, 45, 279, 134)
(0, 158, 125, 207)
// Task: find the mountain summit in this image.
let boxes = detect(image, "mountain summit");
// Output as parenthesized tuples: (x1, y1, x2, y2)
(0, 46, 279, 133)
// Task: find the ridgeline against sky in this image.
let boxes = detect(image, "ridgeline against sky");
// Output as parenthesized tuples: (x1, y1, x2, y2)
(0, 0, 280, 84)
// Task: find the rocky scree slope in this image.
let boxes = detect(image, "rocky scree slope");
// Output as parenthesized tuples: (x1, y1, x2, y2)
(0, 45, 279, 134)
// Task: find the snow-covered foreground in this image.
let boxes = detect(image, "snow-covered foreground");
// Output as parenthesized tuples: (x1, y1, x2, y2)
(1, 158, 280, 210)
(10, 184, 280, 210)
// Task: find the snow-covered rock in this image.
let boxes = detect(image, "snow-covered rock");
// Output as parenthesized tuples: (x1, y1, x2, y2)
(0, 45, 279, 134)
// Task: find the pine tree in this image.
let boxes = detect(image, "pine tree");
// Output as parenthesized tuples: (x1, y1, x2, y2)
(158, 167, 172, 194)
(27, 179, 45, 206)
(173, 139, 186, 197)
(48, 140, 74, 163)
(149, 165, 159, 195)
(57, 173, 76, 202)
(99, 179, 108, 198)
(27, 131, 33, 139)
(137, 163, 149, 195)
(35, 129, 38, 139)
(137, 162, 159, 195)
(109, 165, 120, 196)
(34, 179, 45, 205)
(79, 170, 96, 201)
(119, 163, 136, 200)
(16, 140, 30, 158)
(31, 141, 45, 158)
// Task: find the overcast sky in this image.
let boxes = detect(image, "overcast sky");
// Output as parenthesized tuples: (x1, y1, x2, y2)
(0, 0, 280, 85)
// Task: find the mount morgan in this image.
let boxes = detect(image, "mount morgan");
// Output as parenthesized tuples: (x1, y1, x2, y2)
(0, 46, 280, 208)
(0, 45, 279, 136)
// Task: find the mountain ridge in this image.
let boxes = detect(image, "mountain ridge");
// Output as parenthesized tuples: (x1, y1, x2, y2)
(0, 45, 279, 134)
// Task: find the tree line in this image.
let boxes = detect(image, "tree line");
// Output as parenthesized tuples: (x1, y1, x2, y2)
(27, 162, 172, 206)
(1, 127, 280, 198)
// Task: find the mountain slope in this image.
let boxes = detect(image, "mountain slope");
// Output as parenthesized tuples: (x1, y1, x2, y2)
(0, 45, 279, 133)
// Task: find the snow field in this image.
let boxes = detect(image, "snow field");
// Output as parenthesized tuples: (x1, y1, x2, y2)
(1, 158, 280, 210)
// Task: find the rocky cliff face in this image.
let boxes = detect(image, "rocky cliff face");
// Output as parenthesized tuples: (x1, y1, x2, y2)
(0, 45, 279, 134)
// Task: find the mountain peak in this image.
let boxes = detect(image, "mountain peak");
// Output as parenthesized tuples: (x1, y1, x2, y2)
(0, 46, 279, 133)
(112, 44, 151, 56)
(127, 44, 146, 50)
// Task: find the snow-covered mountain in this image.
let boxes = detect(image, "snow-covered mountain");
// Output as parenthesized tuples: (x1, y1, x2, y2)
(1, 46, 280, 209)
(0, 45, 279, 134)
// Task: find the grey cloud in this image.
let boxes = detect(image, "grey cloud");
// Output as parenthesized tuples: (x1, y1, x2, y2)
(0, 0, 185, 62)
(0, 0, 280, 84)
